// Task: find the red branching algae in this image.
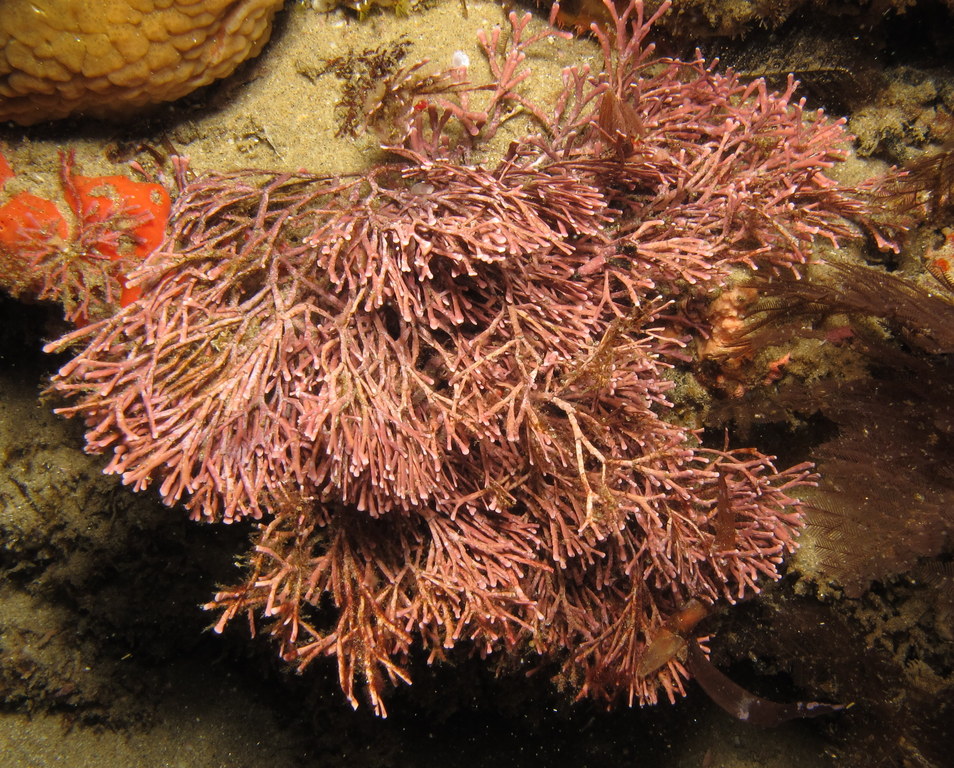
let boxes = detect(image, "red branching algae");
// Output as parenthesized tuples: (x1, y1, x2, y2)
(0, 150, 171, 323)
(43, 1, 886, 715)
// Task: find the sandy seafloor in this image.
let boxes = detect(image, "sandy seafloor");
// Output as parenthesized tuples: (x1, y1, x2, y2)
(1, 1, 953, 766)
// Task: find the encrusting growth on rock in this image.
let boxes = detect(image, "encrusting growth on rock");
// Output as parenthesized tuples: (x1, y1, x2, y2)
(42, 1, 888, 715)
(0, 150, 171, 324)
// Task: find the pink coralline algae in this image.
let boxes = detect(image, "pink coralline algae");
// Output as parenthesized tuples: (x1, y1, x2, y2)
(45, 1, 882, 715)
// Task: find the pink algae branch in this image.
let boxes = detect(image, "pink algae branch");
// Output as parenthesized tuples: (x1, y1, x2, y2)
(0, 149, 171, 324)
(42, 0, 891, 716)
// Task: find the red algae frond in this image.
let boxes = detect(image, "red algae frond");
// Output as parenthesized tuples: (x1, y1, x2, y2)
(0, 150, 171, 324)
(43, 1, 887, 715)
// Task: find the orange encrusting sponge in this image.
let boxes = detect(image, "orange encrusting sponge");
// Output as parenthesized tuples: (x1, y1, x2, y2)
(0, 150, 171, 322)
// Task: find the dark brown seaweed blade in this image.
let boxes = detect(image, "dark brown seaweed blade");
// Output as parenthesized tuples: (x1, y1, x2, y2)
(686, 640, 847, 727)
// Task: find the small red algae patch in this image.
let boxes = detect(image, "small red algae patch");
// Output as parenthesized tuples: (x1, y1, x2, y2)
(0, 149, 171, 323)
(0, 192, 68, 249)
(67, 173, 171, 306)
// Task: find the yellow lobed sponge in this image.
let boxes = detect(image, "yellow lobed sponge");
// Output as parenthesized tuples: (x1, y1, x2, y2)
(0, 0, 285, 125)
